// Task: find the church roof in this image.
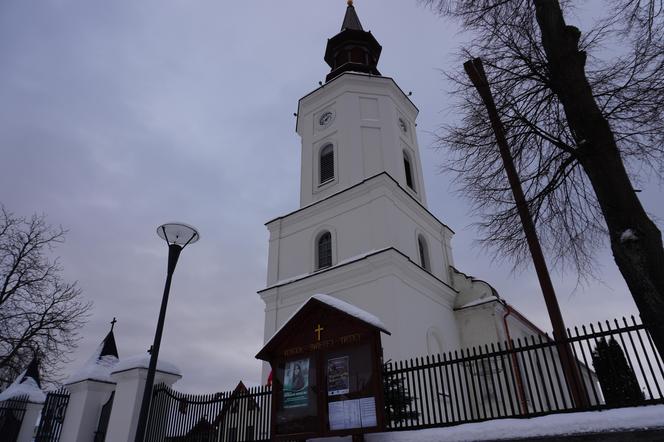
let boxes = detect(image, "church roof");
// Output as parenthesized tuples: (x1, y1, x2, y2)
(324, 2, 382, 82)
(99, 330, 119, 359)
(66, 330, 120, 385)
(24, 356, 41, 389)
(341, 3, 364, 31)
(0, 357, 46, 403)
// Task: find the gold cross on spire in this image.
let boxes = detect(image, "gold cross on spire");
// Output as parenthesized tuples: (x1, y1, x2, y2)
(347, 0, 353, 6)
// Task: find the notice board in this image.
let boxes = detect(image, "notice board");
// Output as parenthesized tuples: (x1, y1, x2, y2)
(256, 295, 390, 440)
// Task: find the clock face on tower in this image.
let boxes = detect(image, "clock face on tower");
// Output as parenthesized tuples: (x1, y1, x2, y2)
(318, 109, 336, 129)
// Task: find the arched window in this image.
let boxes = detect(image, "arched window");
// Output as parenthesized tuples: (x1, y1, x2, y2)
(317, 231, 332, 270)
(320, 144, 335, 184)
(418, 234, 430, 272)
(403, 151, 416, 192)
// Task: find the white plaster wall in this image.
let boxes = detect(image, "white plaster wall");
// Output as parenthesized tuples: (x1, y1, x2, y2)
(260, 249, 460, 380)
(106, 368, 180, 442)
(297, 73, 426, 207)
(265, 175, 453, 287)
(454, 302, 504, 351)
(16, 402, 42, 442)
(60, 380, 115, 442)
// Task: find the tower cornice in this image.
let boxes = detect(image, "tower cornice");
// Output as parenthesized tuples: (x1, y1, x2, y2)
(296, 72, 418, 135)
(265, 172, 454, 237)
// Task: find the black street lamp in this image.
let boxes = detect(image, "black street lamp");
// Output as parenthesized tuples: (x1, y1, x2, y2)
(134, 223, 200, 442)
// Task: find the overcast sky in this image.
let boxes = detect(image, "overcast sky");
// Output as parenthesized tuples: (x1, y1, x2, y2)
(1, 0, 661, 393)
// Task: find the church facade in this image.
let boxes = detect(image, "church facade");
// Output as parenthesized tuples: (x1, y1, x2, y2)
(258, 2, 543, 380)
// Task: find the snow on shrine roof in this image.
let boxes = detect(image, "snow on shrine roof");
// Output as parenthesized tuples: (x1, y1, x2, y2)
(0, 370, 46, 403)
(263, 294, 390, 351)
(111, 353, 181, 376)
(312, 294, 389, 333)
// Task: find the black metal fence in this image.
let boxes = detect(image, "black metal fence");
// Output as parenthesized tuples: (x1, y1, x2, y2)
(383, 316, 664, 431)
(0, 394, 29, 442)
(35, 388, 70, 442)
(141, 317, 662, 440)
(145, 383, 272, 442)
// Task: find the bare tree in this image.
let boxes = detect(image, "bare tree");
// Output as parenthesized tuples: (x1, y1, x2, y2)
(422, 0, 664, 353)
(0, 205, 91, 386)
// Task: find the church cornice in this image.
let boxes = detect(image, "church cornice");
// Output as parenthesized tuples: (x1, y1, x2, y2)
(296, 72, 418, 134)
(258, 246, 458, 299)
(265, 172, 454, 236)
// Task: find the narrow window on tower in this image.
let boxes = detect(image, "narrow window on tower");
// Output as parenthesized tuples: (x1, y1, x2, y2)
(404, 151, 416, 192)
(320, 144, 335, 185)
(418, 234, 430, 272)
(317, 231, 333, 270)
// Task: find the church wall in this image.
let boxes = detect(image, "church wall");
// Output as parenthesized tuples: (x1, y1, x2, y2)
(381, 194, 451, 284)
(259, 248, 460, 380)
(454, 302, 504, 351)
(265, 177, 453, 286)
(297, 74, 425, 207)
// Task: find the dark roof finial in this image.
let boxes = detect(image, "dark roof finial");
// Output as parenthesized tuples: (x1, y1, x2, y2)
(99, 324, 119, 359)
(341, 0, 363, 31)
(22, 356, 42, 389)
(324, 2, 382, 82)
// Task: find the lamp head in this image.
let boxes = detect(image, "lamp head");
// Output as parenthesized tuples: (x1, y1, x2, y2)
(157, 222, 200, 248)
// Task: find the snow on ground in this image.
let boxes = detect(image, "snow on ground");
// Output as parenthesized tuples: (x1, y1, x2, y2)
(364, 405, 664, 441)
(0, 371, 45, 403)
(112, 353, 181, 376)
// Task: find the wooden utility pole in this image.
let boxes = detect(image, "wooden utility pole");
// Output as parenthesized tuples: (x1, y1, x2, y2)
(463, 57, 588, 408)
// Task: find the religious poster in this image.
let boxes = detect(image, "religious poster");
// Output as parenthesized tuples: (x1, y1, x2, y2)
(283, 358, 309, 409)
(327, 356, 350, 396)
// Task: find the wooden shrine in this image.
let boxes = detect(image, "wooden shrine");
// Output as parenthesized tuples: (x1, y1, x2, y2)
(256, 295, 390, 440)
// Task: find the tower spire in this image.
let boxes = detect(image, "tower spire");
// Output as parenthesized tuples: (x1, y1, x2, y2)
(324, 2, 382, 82)
(341, 1, 363, 31)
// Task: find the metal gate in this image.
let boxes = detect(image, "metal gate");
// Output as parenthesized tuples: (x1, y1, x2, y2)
(145, 383, 272, 442)
(0, 395, 29, 442)
(34, 388, 70, 442)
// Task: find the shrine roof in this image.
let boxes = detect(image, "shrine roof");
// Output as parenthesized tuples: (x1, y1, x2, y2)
(257, 294, 390, 360)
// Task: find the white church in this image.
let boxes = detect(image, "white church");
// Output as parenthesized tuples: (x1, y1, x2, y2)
(258, 1, 544, 381)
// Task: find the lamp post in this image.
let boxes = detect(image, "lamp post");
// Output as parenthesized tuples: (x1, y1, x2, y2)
(134, 222, 200, 442)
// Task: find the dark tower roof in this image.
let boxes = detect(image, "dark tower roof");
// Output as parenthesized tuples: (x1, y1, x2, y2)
(324, 1, 382, 82)
(99, 330, 119, 359)
(341, 2, 364, 31)
(22, 356, 41, 389)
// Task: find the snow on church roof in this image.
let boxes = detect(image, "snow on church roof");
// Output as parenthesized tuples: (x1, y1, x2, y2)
(66, 331, 119, 385)
(66, 352, 119, 385)
(112, 353, 181, 376)
(0, 369, 46, 403)
(263, 294, 390, 351)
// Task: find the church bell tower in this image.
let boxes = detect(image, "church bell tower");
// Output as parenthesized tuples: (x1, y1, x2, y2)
(260, 2, 462, 375)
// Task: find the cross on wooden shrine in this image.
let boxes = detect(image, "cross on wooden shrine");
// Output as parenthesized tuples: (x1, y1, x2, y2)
(110, 317, 117, 332)
(315, 324, 324, 341)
